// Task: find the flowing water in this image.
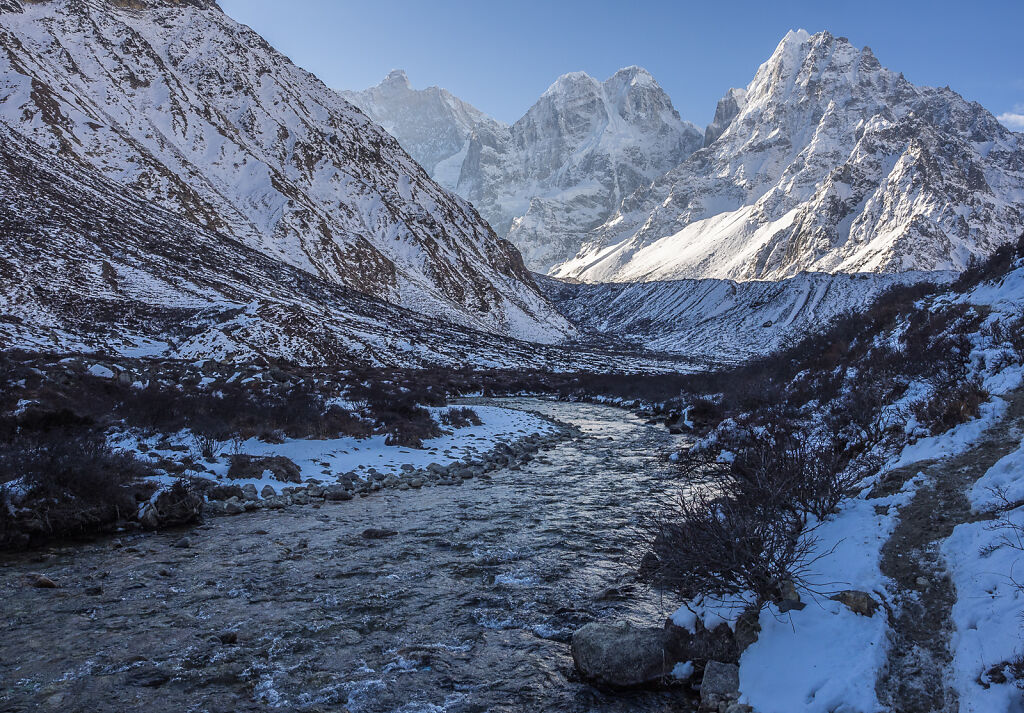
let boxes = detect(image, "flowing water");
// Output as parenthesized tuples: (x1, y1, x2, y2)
(1, 399, 694, 712)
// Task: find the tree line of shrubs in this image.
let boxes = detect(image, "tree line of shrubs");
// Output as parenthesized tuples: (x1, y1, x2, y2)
(636, 232, 1024, 607)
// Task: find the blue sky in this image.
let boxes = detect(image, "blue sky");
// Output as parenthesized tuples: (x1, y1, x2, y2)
(219, 0, 1024, 130)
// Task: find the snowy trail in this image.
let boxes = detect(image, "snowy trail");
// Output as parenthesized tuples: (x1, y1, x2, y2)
(874, 387, 1024, 712)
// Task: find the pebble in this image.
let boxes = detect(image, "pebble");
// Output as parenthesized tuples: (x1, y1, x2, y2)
(27, 573, 57, 589)
(361, 528, 398, 539)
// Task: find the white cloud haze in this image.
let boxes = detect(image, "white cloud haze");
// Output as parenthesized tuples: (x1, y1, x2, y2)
(997, 104, 1024, 131)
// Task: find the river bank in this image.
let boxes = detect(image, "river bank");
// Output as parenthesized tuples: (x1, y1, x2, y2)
(1, 399, 692, 713)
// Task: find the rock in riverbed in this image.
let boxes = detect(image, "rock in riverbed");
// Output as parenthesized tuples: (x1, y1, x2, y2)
(361, 528, 398, 539)
(26, 573, 58, 589)
(570, 621, 671, 687)
(324, 485, 353, 501)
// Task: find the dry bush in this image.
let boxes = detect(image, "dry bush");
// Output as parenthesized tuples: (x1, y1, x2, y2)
(647, 424, 869, 604)
(912, 377, 989, 435)
(983, 312, 1024, 365)
(0, 422, 153, 545)
(951, 232, 1024, 292)
(639, 482, 817, 604)
(439, 407, 483, 428)
(726, 426, 868, 521)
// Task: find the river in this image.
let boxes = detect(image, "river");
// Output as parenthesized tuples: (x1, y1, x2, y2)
(1, 398, 695, 712)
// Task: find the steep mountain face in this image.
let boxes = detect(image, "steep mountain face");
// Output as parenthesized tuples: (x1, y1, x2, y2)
(0, 118, 659, 370)
(344, 67, 703, 272)
(555, 30, 1024, 283)
(703, 88, 747, 147)
(339, 70, 506, 189)
(0, 0, 571, 344)
(540, 271, 949, 363)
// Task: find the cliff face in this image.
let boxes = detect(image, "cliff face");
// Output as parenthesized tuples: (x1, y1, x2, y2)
(344, 67, 703, 272)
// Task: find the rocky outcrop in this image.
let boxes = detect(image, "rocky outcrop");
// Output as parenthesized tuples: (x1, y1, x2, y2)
(703, 88, 747, 147)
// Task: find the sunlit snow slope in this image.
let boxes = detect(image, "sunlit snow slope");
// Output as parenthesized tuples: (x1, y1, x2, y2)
(555, 30, 1024, 283)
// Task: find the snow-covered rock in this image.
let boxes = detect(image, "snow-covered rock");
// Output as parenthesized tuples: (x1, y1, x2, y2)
(343, 67, 703, 272)
(0, 0, 570, 344)
(555, 30, 1024, 283)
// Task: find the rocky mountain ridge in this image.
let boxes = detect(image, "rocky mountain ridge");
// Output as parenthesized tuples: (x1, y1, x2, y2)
(0, 0, 570, 343)
(554, 30, 1024, 283)
(343, 66, 703, 272)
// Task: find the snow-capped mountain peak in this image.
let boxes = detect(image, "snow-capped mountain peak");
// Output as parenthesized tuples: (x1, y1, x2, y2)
(343, 65, 704, 272)
(554, 30, 1024, 283)
(382, 68, 413, 89)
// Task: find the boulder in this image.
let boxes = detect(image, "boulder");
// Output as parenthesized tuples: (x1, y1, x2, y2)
(700, 661, 740, 710)
(324, 485, 353, 501)
(227, 455, 302, 483)
(570, 621, 670, 688)
(831, 590, 881, 617)
(241, 484, 258, 502)
(139, 485, 203, 530)
(260, 485, 277, 499)
(207, 484, 244, 502)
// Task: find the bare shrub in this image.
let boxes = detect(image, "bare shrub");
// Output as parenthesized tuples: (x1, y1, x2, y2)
(190, 432, 225, 461)
(912, 376, 989, 435)
(951, 232, 1024, 292)
(0, 423, 153, 545)
(317, 405, 373, 439)
(983, 312, 1024, 365)
(439, 407, 483, 428)
(638, 482, 817, 604)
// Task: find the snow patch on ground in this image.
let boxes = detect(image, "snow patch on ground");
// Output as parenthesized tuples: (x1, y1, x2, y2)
(111, 405, 556, 493)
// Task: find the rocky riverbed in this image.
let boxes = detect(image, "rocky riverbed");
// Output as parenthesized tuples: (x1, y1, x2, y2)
(1, 399, 694, 712)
